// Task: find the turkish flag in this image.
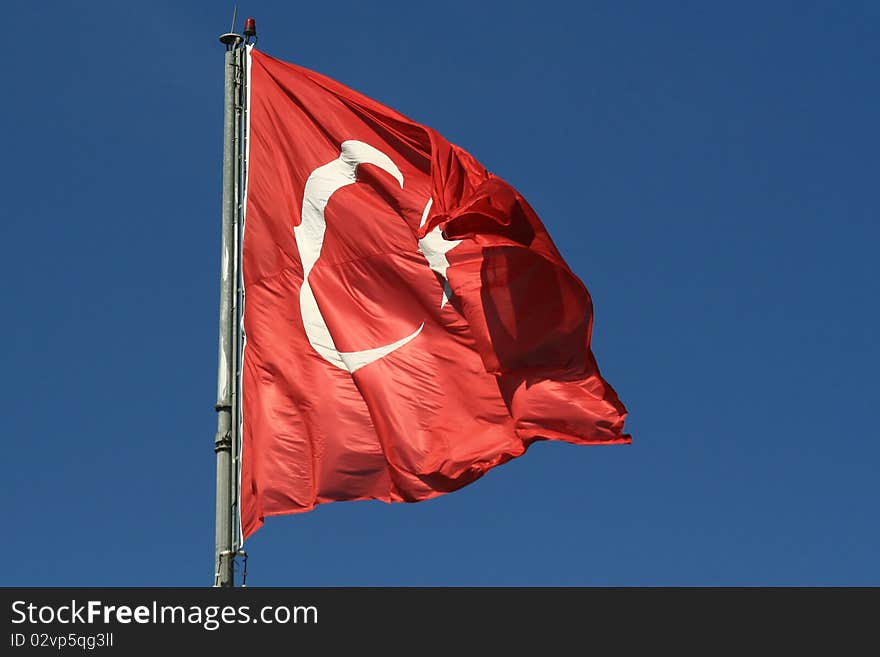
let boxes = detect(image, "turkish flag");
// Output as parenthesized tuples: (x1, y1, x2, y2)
(240, 47, 630, 539)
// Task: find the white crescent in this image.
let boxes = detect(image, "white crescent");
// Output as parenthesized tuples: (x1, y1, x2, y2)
(296, 140, 424, 373)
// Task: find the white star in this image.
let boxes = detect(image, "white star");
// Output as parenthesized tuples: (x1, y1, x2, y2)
(417, 198, 461, 308)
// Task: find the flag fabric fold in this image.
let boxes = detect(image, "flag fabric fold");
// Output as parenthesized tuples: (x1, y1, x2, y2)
(240, 48, 629, 540)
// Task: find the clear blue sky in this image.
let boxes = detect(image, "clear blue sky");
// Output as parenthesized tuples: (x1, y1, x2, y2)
(3, 1, 878, 586)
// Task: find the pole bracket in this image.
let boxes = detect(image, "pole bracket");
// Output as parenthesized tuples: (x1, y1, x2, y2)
(214, 431, 232, 453)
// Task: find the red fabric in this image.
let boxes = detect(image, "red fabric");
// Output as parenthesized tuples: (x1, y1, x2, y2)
(240, 48, 630, 539)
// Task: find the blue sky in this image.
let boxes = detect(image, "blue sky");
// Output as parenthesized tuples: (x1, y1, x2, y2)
(3, 1, 878, 585)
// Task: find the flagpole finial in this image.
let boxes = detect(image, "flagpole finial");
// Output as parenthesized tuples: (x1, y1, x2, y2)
(219, 32, 243, 50)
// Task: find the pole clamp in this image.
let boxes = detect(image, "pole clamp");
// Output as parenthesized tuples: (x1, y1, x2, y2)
(214, 431, 232, 453)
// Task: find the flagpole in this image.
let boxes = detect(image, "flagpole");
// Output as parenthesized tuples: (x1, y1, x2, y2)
(215, 28, 244, 588)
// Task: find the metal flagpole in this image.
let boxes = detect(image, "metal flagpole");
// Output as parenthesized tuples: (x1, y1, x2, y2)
(215, 26, 244, 588)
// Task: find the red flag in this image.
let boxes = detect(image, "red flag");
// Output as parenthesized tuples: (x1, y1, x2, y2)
(240, 47, 629, 539)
